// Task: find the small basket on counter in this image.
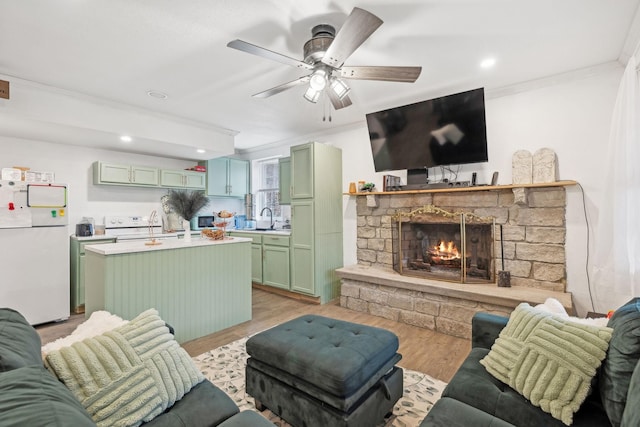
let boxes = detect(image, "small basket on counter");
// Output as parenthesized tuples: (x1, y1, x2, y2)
(201, 228, 226, 240)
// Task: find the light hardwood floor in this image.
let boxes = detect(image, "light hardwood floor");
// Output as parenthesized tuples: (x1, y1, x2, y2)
(36, 288, 471, 382)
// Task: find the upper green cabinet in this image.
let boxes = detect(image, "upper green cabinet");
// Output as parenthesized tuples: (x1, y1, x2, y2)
(93, 162, 206, 189)
(204, 157, 249, 197)
(290, 145, 314, 199)
(160, 169, 206, 189)
(278, 157, 291, 205)
(94, 162, 159, 186)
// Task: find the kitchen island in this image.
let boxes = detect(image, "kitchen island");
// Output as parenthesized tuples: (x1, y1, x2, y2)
(84, 236, 252, 343)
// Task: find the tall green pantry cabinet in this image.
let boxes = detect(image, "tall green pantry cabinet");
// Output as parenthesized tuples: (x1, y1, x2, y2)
(290, 142, 343, 303)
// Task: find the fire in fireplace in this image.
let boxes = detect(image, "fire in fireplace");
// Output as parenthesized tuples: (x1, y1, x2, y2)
(392, 206, 495, 284)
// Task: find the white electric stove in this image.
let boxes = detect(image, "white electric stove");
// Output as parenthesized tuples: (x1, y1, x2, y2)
(104, 215, 174, 241)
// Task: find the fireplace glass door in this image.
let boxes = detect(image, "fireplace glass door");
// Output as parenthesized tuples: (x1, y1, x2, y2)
(392, 206, 495, 284)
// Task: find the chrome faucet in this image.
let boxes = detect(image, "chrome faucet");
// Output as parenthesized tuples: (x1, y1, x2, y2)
(260, 207, 274, 229)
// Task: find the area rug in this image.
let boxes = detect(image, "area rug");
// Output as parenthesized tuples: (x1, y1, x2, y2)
(193, 337, 447, 427)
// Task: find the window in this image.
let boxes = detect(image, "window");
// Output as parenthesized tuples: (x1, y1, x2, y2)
(253, 157, 281, 219)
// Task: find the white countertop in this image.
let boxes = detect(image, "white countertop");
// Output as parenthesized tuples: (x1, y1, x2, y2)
(230, 229, 291, 236)
(71, 230, 201, 241)
(84, 236, 252, 255)
(71, 234, 118, 241)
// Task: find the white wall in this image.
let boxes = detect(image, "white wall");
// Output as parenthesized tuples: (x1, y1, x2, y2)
(0, 137, 241, 228)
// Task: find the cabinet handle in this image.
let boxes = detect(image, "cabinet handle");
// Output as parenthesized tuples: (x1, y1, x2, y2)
(131, 170, 135, 182)
(229, 184, 232, 194)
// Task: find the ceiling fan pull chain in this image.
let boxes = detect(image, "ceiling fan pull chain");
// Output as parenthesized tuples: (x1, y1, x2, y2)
(322, 91, 327, 121)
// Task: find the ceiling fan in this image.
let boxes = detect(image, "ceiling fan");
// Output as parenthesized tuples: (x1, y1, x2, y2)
(227, 7, 422, 110)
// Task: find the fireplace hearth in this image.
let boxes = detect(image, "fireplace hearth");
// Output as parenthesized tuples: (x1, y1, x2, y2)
(392, 206, 494, 284)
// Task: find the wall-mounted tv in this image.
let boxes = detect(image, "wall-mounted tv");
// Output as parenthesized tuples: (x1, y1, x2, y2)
(366, 88, 488, 173)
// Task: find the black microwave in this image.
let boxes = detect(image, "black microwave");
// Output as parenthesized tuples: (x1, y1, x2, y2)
(192, 215, 215, 230)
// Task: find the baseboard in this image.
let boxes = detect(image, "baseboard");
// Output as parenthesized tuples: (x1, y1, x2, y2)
(251, 283, 321, 305)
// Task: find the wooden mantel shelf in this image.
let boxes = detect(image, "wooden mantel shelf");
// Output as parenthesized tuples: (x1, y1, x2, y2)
(343, 180, 577, 196)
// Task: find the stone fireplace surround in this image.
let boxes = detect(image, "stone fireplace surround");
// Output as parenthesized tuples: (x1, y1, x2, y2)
(337, 183, 575, 339)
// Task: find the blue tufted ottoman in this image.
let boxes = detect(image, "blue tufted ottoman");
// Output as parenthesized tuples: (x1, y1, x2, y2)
(245, 315, 403, 427)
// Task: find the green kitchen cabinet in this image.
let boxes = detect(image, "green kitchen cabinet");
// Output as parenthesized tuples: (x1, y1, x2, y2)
(262, 235, 290, 289)
(251, 244, 263, 284)
(93, 162, 159, 186)
(291, 200, 314, 294)
(290, 144, 314, 199)
(228, 231, 263, 283)
(204, 157, 249, 197)
(229, 231, 290, 289)
(278, 156, 291, 205)
(70, 236, 116, 313)
(289, 142, 343, 303)
(160, 169, 206, 189)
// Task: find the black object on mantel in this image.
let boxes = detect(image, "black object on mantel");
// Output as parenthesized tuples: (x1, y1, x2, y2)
(497, 224, 511, 287)
(402, 181, 470, 190)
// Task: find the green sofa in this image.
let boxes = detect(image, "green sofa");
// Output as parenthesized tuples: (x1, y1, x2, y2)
(0, 308, 274, 427)
(421, 298, 640, 427)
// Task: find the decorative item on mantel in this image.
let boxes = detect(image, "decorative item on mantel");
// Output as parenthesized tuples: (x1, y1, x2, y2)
(165, 189, 209, 243)
(360, 182, 375, 192)
(512, 150, 533, 205)
(532, 148, 558, 183)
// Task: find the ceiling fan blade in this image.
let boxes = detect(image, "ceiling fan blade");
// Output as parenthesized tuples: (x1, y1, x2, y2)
(227, 39, 314, 70)
(252, 75, 311, 98)
(321, 8, 383, 68)
(327, 90, 353, 110)
(339, 66, 422, 82)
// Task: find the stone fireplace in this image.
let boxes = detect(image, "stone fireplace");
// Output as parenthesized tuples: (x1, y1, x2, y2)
(392, 206, 495, 284)
(337, 185, 574, 339)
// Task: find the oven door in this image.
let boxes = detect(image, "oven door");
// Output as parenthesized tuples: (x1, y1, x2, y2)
(196, 216, 215, 230)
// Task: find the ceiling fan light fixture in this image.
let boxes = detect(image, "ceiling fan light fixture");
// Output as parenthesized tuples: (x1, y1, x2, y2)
(309, 69, 327, 91)
(303, 86, 322, 103)
(330, 77, 350, 99)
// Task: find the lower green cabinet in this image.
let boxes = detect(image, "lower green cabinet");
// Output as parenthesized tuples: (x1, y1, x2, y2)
(251, 244, 263, 283)
(262, 235, 290, 289)
(229, 232, 290, 290)
(70, 236, 116, 313)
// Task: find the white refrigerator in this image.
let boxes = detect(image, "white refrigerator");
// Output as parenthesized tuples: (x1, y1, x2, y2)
(0, 180, 70, 325)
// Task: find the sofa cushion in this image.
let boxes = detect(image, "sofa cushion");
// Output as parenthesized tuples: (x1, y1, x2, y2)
(0, 308, 43, 371)
(600, 298, 640, 427)
(0, 365, 95, 426)
(420, 396, 515, 427)
(447, 347, 613, 427)
(217, 411, 276, 427)
(480, 303, 612, 425)
(45, 309, 204, 427)
(141, 381, 240, 427)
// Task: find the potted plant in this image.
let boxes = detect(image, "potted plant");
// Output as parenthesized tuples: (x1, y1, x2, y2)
(165, 190, 209, 242)
(361, 182, 376, 192)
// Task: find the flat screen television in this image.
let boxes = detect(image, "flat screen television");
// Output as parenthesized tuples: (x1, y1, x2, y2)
(366, 88, 488, 174)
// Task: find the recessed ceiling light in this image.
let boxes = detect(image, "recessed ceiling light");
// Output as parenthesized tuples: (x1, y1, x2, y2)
(147, 90, 168, 100)
(480, 57, 496, 69)
(120, 135, 132, 143)
(196, 149, 206, 154)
